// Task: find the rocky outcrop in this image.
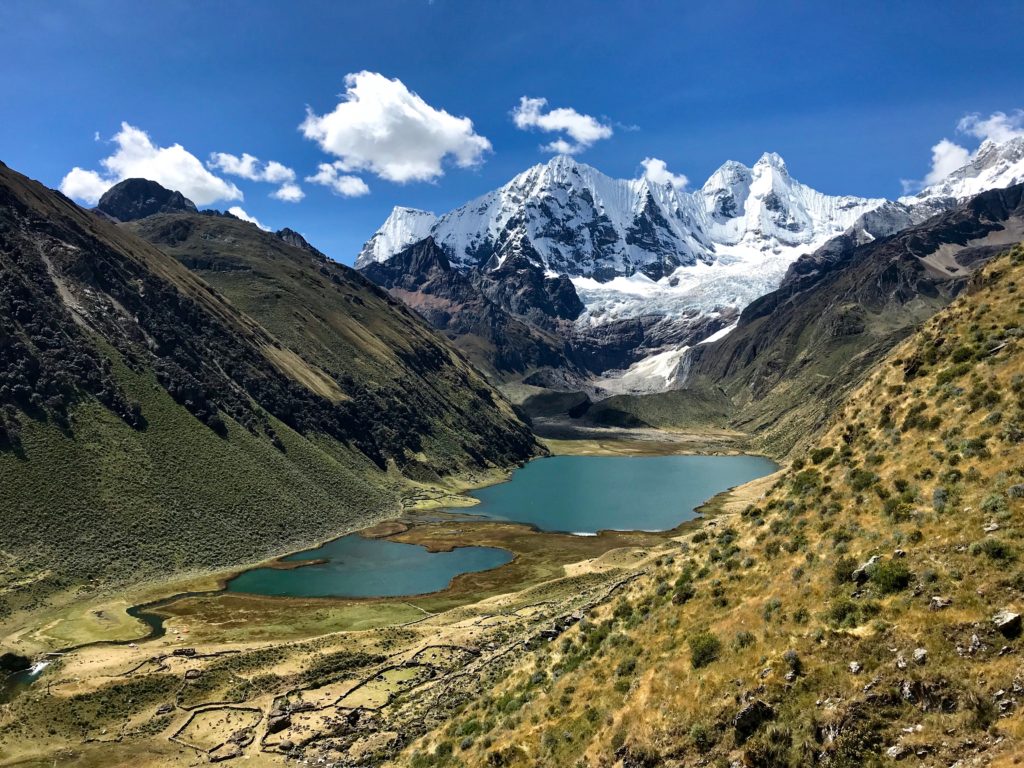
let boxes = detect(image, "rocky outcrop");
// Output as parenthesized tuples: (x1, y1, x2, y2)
(95, 178, 198, 221)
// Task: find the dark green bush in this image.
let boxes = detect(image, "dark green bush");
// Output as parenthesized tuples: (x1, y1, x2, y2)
(688, 631, 722, 669)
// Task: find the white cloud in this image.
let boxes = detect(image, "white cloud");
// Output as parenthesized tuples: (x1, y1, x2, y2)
(957, 109, 1024, 144)
(512, 96, 613, 154)
(905, 108, 1024, 192)
(208, 152, 303, 202)
(640, 157, 689, 189)
(300, 71, 491, 183)
(271, 183, 305, 202)
(60, 167, 112, 205)
(305, 162, 371, 197)
(59, 122, 242, 206)
(227, 206, 269, 231)
(922, 139, 973, 186)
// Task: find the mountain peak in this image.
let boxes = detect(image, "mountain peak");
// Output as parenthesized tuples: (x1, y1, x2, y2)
(908, 134, 1024, 204)
(754, 151, 788, 173)
(95, 178, 198, 221)
(355, 206, 437, 268)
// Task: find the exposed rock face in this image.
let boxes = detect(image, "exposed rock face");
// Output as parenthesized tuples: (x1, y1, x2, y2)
(362, 237, 723, 379)
(993, 610, 1022, 638)
(95, 178, 198, 221)
(733, 700, 775, 743)
(361, 238, 584, 378)
(275, 227, 327, 260)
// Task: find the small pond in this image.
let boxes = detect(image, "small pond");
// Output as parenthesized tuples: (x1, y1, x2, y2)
(225, 533, 513, 598)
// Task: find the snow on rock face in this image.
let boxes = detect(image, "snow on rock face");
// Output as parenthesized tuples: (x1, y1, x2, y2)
(356, 207, 437, 267)
(700, 152, 881, 249)
(906, 136, 1024, 205)
(359, 154, 885, 324)
(594, 346, 692, 396)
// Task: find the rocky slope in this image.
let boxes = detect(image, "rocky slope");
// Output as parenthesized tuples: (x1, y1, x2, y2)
(0, 168, 539, 617)
(400, 243, 1024, 768)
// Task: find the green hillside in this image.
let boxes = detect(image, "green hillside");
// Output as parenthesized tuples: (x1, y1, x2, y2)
(0, 166, 540, 620)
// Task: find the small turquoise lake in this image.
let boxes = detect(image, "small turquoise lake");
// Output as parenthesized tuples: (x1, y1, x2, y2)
(465, 454, 778, 534)
(225, 454, 777, 599)
(226, 534, 513, 598)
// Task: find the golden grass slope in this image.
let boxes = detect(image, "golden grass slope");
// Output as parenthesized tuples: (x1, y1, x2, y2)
(402, 244, 1024, 767)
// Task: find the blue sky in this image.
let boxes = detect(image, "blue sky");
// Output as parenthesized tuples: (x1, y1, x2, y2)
(3, 0, 1023, 263)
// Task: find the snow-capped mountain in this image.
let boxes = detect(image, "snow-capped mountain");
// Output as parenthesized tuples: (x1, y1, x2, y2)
(357, 153, 885, 327)
(784, 135, 1024, 285)
(357, 137, 1024, 390)
(908, 135, 1024, 205)
(357, 206, 437, 266)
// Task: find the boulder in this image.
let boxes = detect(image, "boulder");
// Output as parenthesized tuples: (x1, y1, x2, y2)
(733, 699, 775, 744)
(913, 648, 928, 665)
(993, 610, 1022, 638)
(184, 669, 202, 680)
(267, 714, 291, 734)
(929, 596, 953, 611)
(848, 661, 863, 674)
(852, 556, 880, 585)
(278, 739, 294, 752)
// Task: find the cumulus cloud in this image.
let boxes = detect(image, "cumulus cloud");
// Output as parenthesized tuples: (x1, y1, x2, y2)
(957, 109, 1024, 144)
(59, 123, 242, 206)
(271, 183, 305, 202)
(921, 139, 973, 186)
(305, 162, 371, 197)
(227, 206, 269, 230)
(300, 71, 491, 184)
(208, 152, 303, 201)
(512, 96, 613, 154)
(640, 157, 689, 189)
(904, 108, 1024, 193)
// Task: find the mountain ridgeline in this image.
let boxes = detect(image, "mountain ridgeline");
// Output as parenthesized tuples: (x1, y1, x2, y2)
(356, 141, 1024, 388)
(0, 165, 539, 616)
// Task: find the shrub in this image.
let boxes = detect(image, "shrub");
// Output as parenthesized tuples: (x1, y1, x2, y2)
(971, 538, 1016, 562)
(791, 469, 821, 495)
(810, 446, 834, 464)
(831, 557, 856, 585)
(870, 560, 912, 594)
(783, 649, 803, 676)
(848, 468, 878, 491)
(689, 722, 715, 753)
(672, 581, 696, 605)
(688, 632, 722, 669)
(733, 631, 755, 650)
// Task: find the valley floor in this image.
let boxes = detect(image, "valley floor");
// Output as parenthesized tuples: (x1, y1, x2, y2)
(0, 434, 751, 767)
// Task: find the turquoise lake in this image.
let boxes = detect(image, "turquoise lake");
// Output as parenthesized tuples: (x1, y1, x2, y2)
(465, 454, 778, 534)
(224, 454, 776, 599)
(225, 534, 513, 598)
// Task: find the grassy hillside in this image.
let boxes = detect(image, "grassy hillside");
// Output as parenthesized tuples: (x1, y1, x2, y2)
(0, 166, 539, 620)
(125, 211, 540, 480)
(401, 245, 1024, 767)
